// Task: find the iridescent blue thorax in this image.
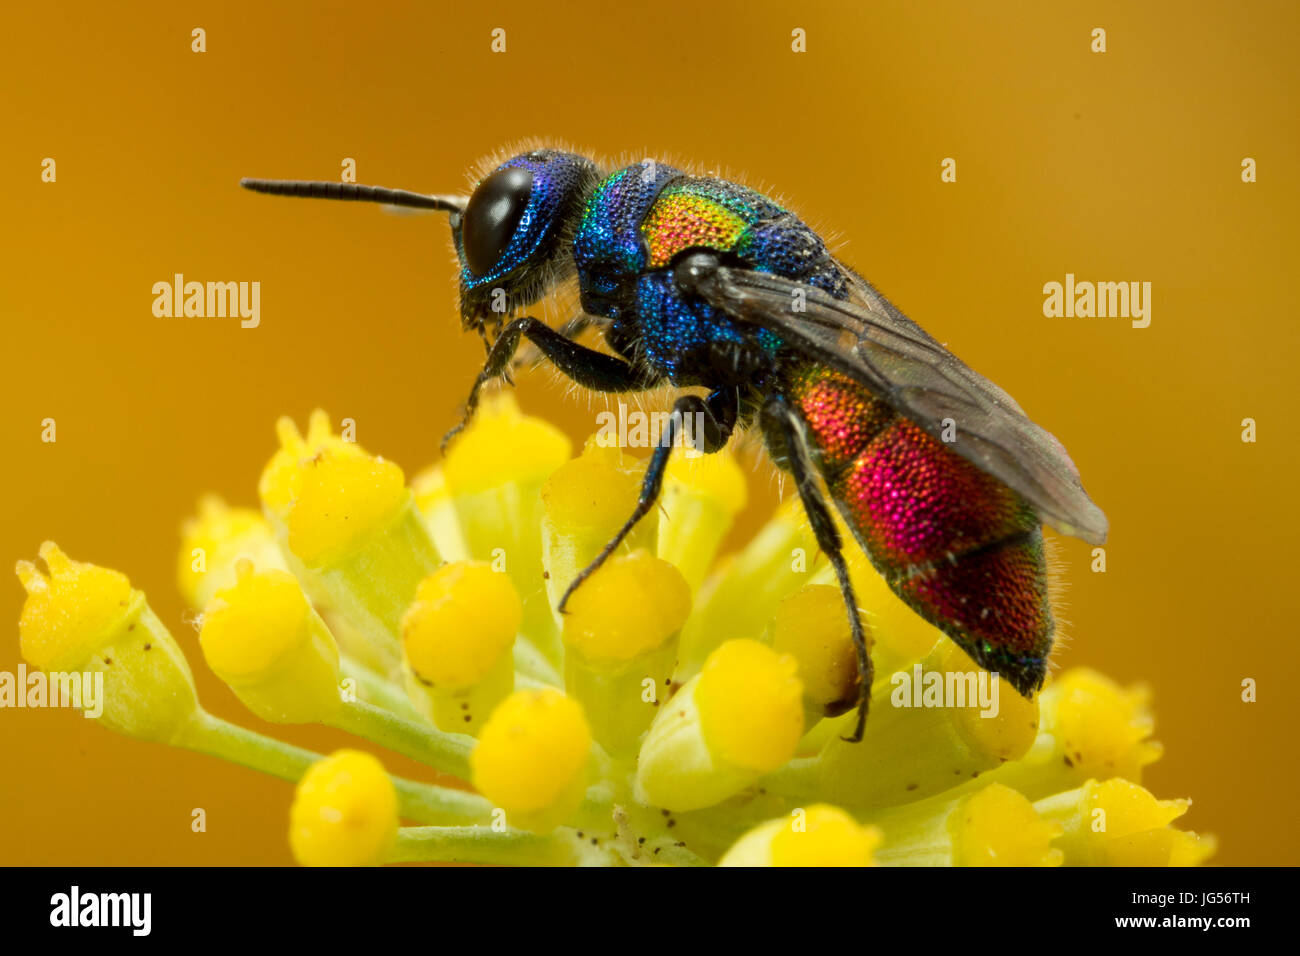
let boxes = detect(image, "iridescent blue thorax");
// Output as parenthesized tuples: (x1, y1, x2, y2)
(571, 163, 849, 385)
(571, 161, 682, 319)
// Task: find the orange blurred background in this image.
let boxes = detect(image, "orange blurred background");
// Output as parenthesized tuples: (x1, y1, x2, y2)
(2, 0, 1296, 865)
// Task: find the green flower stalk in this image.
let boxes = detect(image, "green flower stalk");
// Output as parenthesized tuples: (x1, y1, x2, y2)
(12, 395, 1214, 867)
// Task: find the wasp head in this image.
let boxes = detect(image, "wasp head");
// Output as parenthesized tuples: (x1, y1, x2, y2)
(452, 149, 600, 330)
(240, 147, 600, 335)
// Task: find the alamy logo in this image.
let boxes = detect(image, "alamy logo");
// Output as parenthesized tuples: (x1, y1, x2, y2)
(890, 663, 1000, 717)
(152, 274, 260, 328)
(50, 886, 151, 936)
(594, 403, 707, 458)
(1042, 273, 1151, 328)
(0, 664, 103, 717)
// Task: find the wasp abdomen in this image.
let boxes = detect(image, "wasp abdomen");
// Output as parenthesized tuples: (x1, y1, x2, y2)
(786, 364, 1054, 695)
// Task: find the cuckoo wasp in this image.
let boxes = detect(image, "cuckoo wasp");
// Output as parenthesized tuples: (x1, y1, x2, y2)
(242, 146, 1108, 741)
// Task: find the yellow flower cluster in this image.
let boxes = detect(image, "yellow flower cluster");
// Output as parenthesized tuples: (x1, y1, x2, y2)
(13, 395, 1214, 866)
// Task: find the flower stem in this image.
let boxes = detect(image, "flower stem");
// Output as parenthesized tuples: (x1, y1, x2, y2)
(341, 656, 422, 720)
(175, 710, 487, 825)
(389, 826, 578, 865)
(176, 710, 316, 781)
(330, 696, 474, 780)
(391, 781, 492, 826)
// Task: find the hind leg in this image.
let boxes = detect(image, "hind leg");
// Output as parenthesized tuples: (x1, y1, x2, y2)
(763, 393, 873, 743)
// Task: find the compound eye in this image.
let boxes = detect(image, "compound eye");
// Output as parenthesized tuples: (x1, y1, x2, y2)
(462, 166, 534, 276)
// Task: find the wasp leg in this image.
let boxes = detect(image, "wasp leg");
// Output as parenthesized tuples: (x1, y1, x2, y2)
(511, 314, 596, 375)
(764, 392, 873, 743)
(557, 388, 739, 613)
(441, 316, 649, 454)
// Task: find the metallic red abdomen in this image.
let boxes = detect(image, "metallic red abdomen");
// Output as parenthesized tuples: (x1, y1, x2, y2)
(785, 364, 1053, 694)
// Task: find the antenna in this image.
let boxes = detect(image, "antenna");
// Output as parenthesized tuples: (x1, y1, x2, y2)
(240, 178, 466, 213)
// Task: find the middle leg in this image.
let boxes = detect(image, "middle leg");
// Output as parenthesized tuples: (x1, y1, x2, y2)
(557, 387, 740, 612)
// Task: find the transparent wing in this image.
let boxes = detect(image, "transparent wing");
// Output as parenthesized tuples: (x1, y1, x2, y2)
(675, 258, 1109, 544)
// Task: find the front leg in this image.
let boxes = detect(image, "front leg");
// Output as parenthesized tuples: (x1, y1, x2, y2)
(558, 388, 739, 612)
(441, 316, 650, 453)
(510, 313, 596, 376)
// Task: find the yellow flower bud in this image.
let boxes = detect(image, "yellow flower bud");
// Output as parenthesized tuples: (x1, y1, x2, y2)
(561, 551, 690, 753)
(697, 639, 804, 770)
(16, 542, 199, 743)
(289, 750, 399, 866)
(259, 409, 361, 523)
(444, 392, 572, 494)
(868, 780, 1060, 866)
(769, 584, 865, 721)
(636, 639, 803, 811)
(1034, 778, 1216, 867)
(543, 439, 647, 545)
(563, 551, 690, 664)
(720, 804, 881, 867)
(287, 450, 408, 569)
(18, 542, 132, 674)
(199, 562, 341, 724)
(948, 783, 1063, 867)
(1105, 827, 1219, 867)
(1051, 669, 1162, 781)
(401, 562, 519, 733)
(177, 495, 287, 611)
(471, 689, 591, 833)
(542, 439, 655, 615)
(980, 668, 1162, 801)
